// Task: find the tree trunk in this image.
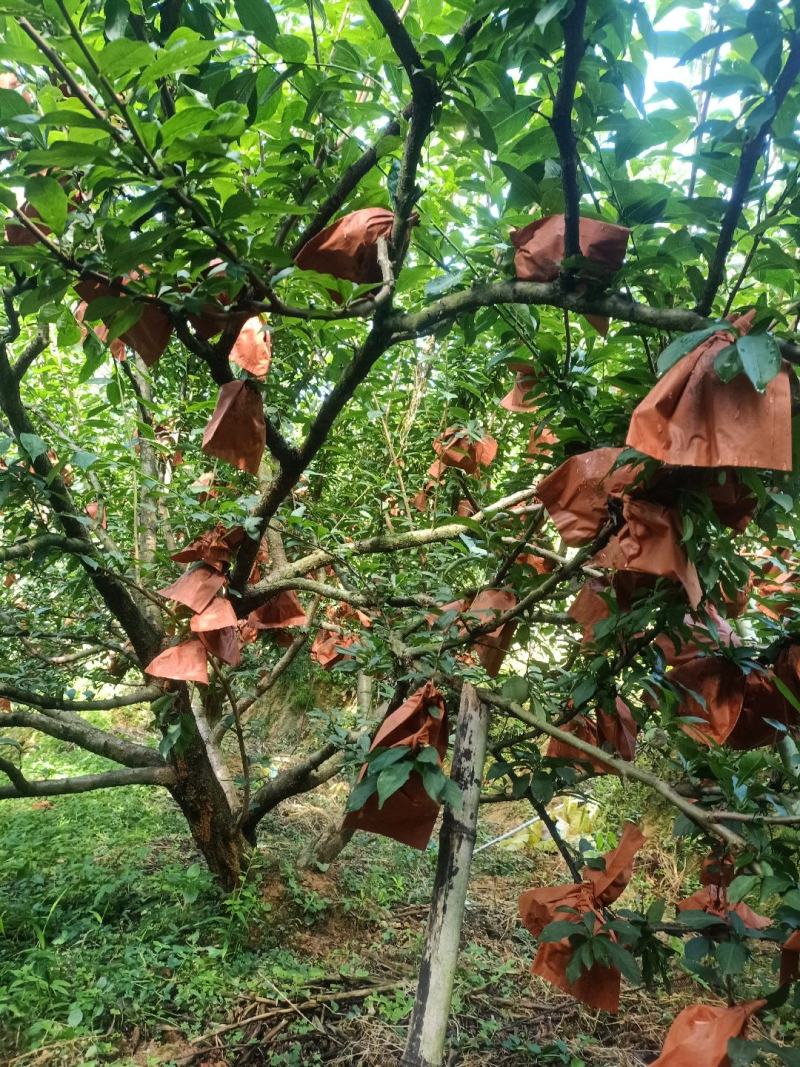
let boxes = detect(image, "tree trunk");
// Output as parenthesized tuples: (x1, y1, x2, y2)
(165, 688, 249, 890)
(168, 737, 250, 891)
(402, 683, 490, 1067)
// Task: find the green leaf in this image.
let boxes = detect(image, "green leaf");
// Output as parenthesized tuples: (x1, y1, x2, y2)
(424, 270, 467, 299)
(376, 760, 413, 808)
(735, 333, 782, 394)
(535, 0, 569, 31)
(25, 176, 67, 236)
(714, 342, 742, 384)
(501, 676, 528, 703)
(235, 0, 279, 45)
(104, 0, 130, 40)
(727, 874, 760, 904)
(774, 676, 800, 715)
(138, 34, 218, 88)
(274, 34, 309, 64)
(538, 919, 582, 942)
(415, 745, 441, 766)
(345, 776, 377, 812)
(571, 676, 596, 708)
(604, 940, 642, 986)
(678, 28, 747, 66)
(160, 105, 215, 143)
(19, 432, 47, 462)
(366, 746, 408, 773)
(23, 142, 105, 167)
(454, 98, 497, 153)
(715, 939, 748, 977)
(657, 323, 725, 375)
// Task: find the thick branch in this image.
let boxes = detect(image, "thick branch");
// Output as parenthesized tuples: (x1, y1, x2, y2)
(0, 685, 160, 712)
(0, 762, 175, 799)
(242, 741, 346, 838)
(550, 0, 589, 263)
(1, 708, 164, 768)
(387, 281, 800, 363)
(697, 34, 800, 315)
(0, 534, 88, 563)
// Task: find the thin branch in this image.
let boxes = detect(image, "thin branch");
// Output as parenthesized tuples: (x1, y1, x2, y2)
(18, 18, 114, 131)
(492, 510, 546, 586)
(697, 33, 800, 315)
(488, 695, 747, 851)
(529, 795, 583, 883)
(709, 810, 800, 825)
(0, 763, 175, 799)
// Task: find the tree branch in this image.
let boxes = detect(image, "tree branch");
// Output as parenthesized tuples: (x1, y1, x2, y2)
(386, 280, 800, 363)
(0, 333, 163, 664)
(550, 0, 589, 264)
(367, 0, 438, 268)
(0, 534, 89, 563)
(697, 33, 800, 315)
(12, 326, 49, 381)
(240, 488, 540, 608)
(242, 741, 347, 839)
(487, 695, 747, 851)
(0, 762, 175, 799)
(230, 324, 395, 588)
(1, 708, 164, 768)
(0, 685, 160, 712)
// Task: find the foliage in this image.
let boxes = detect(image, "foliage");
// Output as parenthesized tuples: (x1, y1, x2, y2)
(1, 0, 800, 1058)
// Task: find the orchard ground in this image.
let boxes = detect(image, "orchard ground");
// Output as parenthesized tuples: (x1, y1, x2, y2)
(1, 682, 796, 1067)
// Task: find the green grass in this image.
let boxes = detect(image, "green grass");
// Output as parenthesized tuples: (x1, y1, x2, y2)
(3, 736, 796, 1067)
(0, 739, 316, 1062)
(0, 734, 548, 1065)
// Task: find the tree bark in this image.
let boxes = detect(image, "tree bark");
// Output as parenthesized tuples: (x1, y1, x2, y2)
(401, 683, 490, 1067)
(163, 688, 250, 890)
(168, 741, 250, 891)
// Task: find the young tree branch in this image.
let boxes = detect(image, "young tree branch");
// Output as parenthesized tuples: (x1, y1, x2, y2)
(697, 33, 800, 315)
